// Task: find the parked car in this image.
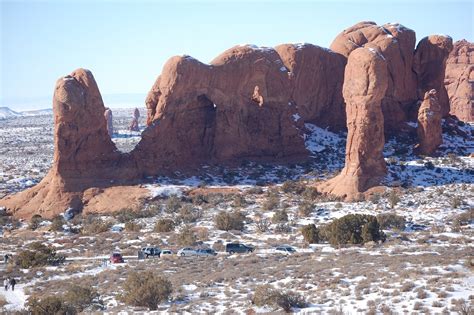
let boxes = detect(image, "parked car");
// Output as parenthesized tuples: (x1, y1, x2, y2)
(159, 249, 173, 257)
(111, 225, 124, 232)
(141, 247, 161, 258)
(177, 248, 199, 257)
(196, 249, 217, 257)
(275, 245, 296, 255)
(110, 253, 124, 263)
(225, 243, 255, 254)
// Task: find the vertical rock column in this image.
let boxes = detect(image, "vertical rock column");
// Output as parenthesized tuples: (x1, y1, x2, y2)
(318, 47, 388, 200)
(416, 89, 442, 155)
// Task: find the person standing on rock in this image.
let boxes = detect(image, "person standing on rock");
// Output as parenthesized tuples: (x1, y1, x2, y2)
(9, 277, 16, 291)
(4, 277, 9, 291)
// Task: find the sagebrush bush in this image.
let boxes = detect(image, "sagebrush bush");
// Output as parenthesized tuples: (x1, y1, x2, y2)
(64, 285, 101, 312)
(301, 224, 320, 244)
(298, 201, 313, 217)
(153, 218, 175, 233)
(81, 218, 112, 235)
(124, 221, 142, 232)
(281, 180, 305, 194)
(214, 211, 246, 231)
(376, 213, 406, 230)
(177, 204, 202, 223)
(50, 215, 65, 232)
(165, 195, 182, 213)
(255, 218, 271, 232)
(27, 296, 74, 315)
(15, 242, 65, 269)
(272, 209, 288, 224)
(388, 190, 401, 209)
(252, 285, 307, 312)
(262, 194, 280, 211)
(120, 271, 172, 310)
(29, 214, 43, 230)
(322, 214, 386, 246)
(177, 225, 197, 246)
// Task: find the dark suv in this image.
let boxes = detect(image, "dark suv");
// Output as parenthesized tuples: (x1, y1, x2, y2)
(225, 243, 255, 254)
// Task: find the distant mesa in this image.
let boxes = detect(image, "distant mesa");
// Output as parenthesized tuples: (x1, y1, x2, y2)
(0, 21, 472, 217)
(0, 107, 23, 119)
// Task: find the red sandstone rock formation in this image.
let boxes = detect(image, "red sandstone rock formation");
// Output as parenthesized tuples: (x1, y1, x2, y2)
(445, 39, 474, 122)
(129, 107, 140, 131)
(415, 89, 443, 155)
(330, 21, 417, 132)
(0, 69, 143, 218)
(135, 46, 308, 175)
(274, 43, 346, 130)
(414, 35, 453, 117)
(318, 47, 388, 200)
(104, 107, 113, 136)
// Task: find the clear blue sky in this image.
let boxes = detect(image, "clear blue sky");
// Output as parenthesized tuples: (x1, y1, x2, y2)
(1, 0, 472, 110)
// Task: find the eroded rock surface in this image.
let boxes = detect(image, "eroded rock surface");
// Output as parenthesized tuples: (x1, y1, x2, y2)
(414, 35, 453, 117)
(318, 47, 388, 200)
(330, 21, 417, 132)
(445, 39, 474, 122)
(104, 108, 113, 136)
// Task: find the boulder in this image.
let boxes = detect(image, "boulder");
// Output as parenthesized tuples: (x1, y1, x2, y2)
(317, 47, 388, 200)
(330, 21, 417, 132)
(413, 35, 453, 117)
(415, 89, 443, 155)
(445, 39, 474, 122)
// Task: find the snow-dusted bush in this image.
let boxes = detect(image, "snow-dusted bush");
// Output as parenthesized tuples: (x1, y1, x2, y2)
(376, 213, 406, 230)
(272, 209, 288, 224)
(301, 224, 321, 244)
(322, 214, 385, 246)
(214, 211, 245, 231)
(15, 242, 65, 269)
(153, 218, 175, 233)
(120, 271, 172, 311)
(252, 284, 307, 312)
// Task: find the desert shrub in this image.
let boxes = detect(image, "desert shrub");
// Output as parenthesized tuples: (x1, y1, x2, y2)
(113, 208, 157, 223)
(388, 190, 400, 209)
(302, 187, 321, 201)
(124, 221, 142, 232)
(281, 180, 305, 194)
(153, 218, 175, 233)
(334, 202, 343, 209)
(50, 215, 65, 232)
(274, 223, 292, 234)
(272, 209, 288, 224)
(247, 186, 263, 195)
(376, 213, 406, 230)
(120, 271, 172, 311)
(452, 209, 474, 229)
(177, 226, 197, 246)
(214, 211, 246, 231)
(298, 201, 314, 217)
(323, 214, 386, 246)
(165, 195, 182, 213)
(29, 214, 43, 230)
(369, 193, 381, 204)
(81, 218, 112, 235)
(252, 285, 307, 312)
(262, 194, 280, 211)
(301, 224, 320, 244)
(27, 296, 74, 315)
(451, 196, 464, 209)
(451, 298, 471, 315)
(401, 281, 415, 292)
(232, 194, 247, 208)
(177, 204, 202, 223)
(15, 242, 65, 269)
(255, 218, 271, 232)
(194, 227, 209, 241)
(63, 285, 101, 312)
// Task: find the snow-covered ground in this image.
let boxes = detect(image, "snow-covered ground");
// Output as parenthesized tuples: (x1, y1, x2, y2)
(0, 112, 473, 313)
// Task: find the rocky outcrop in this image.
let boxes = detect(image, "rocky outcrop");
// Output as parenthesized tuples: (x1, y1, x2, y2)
(445, 39, 474, 122)
(0, 69, 142, 218)
(129, 107, 140, 131)
(330, 21, 417, 132)
(414, 35, 453, 117)
(134, 46, 308, 175)
(274, 43, 346, 129)
(318, 47, 388, 200)
(104, 108, 113, 136)
(415, 89, 442, 155)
